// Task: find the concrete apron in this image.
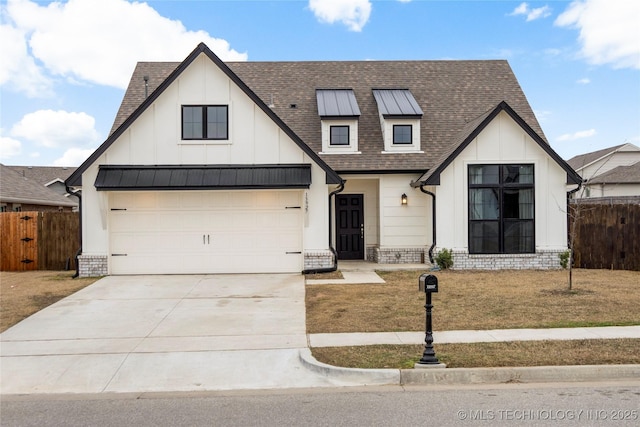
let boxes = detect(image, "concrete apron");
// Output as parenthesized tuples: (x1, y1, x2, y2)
(0, 274, 384, 395)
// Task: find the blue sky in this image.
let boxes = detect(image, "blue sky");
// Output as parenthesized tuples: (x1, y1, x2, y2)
(1, 0, 638, 166)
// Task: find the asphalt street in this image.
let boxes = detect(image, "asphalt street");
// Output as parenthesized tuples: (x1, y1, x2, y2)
(2, 381, 639, 427)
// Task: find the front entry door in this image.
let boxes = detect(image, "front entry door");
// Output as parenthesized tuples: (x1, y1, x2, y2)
(336, 194, 364, 260)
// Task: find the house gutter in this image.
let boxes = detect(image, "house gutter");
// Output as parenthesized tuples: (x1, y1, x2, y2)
(418, 184, 436, 264)
(65, 185, 82, 278)
(302, 180, 345, 274)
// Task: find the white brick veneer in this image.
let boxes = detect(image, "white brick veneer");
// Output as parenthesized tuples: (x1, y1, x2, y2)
(304, 250, 334, 271)
(78, 255, 108, 277)
(449, 249, 565, 270)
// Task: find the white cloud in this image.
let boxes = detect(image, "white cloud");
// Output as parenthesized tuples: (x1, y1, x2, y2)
(0, 23, 53, 97)
(555, 0, 640, 69)
(0, 136, 22, 160)
(53, 147, 94, 166)
(309, 0, 372, 32)
(2, 0, 248, 91)
(557, 128, 596, 141)
(577, 77, 591, 84)
(509, 2, 552, 21)
(10, 110, 100, 149)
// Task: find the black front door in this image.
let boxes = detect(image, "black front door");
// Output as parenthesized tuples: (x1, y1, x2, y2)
(336, 194, 364, 260)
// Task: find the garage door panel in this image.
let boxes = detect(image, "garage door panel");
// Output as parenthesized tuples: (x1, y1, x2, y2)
(108, 190, 303, 274)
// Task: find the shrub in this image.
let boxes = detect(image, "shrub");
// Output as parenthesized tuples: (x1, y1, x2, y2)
(559, 249, 571, 269)
(435, 248, 453, 270)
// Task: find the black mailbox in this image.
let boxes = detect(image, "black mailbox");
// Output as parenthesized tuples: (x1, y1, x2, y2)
(419, 274, 438, 293)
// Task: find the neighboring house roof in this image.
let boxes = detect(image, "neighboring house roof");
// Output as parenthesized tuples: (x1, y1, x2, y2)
(68, 43, 579, 186)
(6, 165, 77, 187)
(588, 161, 640, 185)
(567, 143, 638, 171)
(0, 164, 77, 207)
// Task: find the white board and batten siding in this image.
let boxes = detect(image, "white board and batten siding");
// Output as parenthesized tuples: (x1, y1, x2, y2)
(437, 110, 569, 252)
(81, 52, 330, 275)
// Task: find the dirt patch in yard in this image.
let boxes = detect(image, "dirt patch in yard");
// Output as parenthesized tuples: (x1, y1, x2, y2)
(0, 271, 98, 332)
(306, 269, 640, 333)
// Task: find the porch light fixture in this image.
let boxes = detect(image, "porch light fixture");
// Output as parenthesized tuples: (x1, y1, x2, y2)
(401, 193, 408, 206)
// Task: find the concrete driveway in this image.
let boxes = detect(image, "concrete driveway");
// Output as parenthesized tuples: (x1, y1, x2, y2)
(1, 274, 382, 394)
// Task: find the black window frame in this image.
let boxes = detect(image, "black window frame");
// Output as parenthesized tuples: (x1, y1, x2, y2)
(181, 105, 228, 140)
(329, 125, 350, 146)
(468, 164, 535, 254)
(392, 124, 413, 145)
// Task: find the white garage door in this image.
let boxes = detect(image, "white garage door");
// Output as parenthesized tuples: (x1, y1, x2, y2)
(108, 190, 303, 274)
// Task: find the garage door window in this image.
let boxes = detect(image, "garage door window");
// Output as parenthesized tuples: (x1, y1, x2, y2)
(182, 105, 228, 140)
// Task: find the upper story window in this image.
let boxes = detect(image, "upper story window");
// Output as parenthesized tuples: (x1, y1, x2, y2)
(468, 164, 535, 254)
(373, 89, 423, 152)
(330, 125, 350, 146)
(317, 89, 361, 154)
(393, 125, 412, 145)
(182, 105, 228, 140)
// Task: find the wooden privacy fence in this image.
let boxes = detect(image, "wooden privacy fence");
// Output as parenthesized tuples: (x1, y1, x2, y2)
(571, 203, 640, 271)
(0, 211, 80, 271)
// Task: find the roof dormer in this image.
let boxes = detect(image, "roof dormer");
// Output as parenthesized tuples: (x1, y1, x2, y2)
(373, 89, 423, 153)
(317, 89, 361, 154)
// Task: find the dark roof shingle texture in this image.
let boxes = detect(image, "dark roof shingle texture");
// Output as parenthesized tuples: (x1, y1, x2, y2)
(112, 59, 546, 173)
(1, 164, 77, 206)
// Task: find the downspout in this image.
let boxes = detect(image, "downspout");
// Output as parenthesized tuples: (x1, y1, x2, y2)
(302, 180, 345, 274)
(418, 184, 437, 264)
(66, 185, 82, 278)
(566, 180, 583, 245)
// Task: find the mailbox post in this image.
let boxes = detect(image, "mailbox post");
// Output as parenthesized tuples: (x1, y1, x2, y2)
(417, 273, 441, 366)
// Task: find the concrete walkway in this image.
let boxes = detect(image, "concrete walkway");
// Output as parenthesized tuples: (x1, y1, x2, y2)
(309, 326, 640, 347)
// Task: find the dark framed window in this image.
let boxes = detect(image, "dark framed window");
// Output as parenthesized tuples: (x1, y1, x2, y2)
(393, 125, 412, 144)
(182, 105, 228, 140)
(330, 125, 350, 146)
(468, 164, 534, 254)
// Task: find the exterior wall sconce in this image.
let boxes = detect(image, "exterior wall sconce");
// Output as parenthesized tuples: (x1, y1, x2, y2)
(401, 193, 408, 206)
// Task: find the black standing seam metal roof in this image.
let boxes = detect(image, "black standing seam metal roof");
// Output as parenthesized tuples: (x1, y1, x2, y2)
(316, 89, 361, 117)
(94, 165, 312, 190)
(372, 89, 423, 118)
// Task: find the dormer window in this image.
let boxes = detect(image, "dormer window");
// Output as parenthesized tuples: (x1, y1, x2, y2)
(373, 89, 423, 153)
(330, 125, 350, 146)
(317, 89, 361, 154)
(393, 125, 412, 145)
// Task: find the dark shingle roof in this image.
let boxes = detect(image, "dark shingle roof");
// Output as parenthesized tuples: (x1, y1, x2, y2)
(0, 164, 77, 207)
(588, 161, 640, 184)
(6, 165, 77, 186)
(109, 56, 546, 174)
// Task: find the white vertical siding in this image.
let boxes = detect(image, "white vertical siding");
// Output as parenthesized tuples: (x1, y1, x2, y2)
(379, 174, 429, 247)
(437, 111, 569, 252)
(81, 52, 332, 261)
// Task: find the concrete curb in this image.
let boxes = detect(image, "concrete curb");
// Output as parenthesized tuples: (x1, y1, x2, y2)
(300, 349, 640, 386)
(298, 349, 400, 386)
(400, 364, 640, 385)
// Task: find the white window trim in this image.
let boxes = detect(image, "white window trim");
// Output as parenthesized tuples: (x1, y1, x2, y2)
(320, 119, 360, 154)
(380, 118, 421, 153)
(178, 102, 233, 145)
